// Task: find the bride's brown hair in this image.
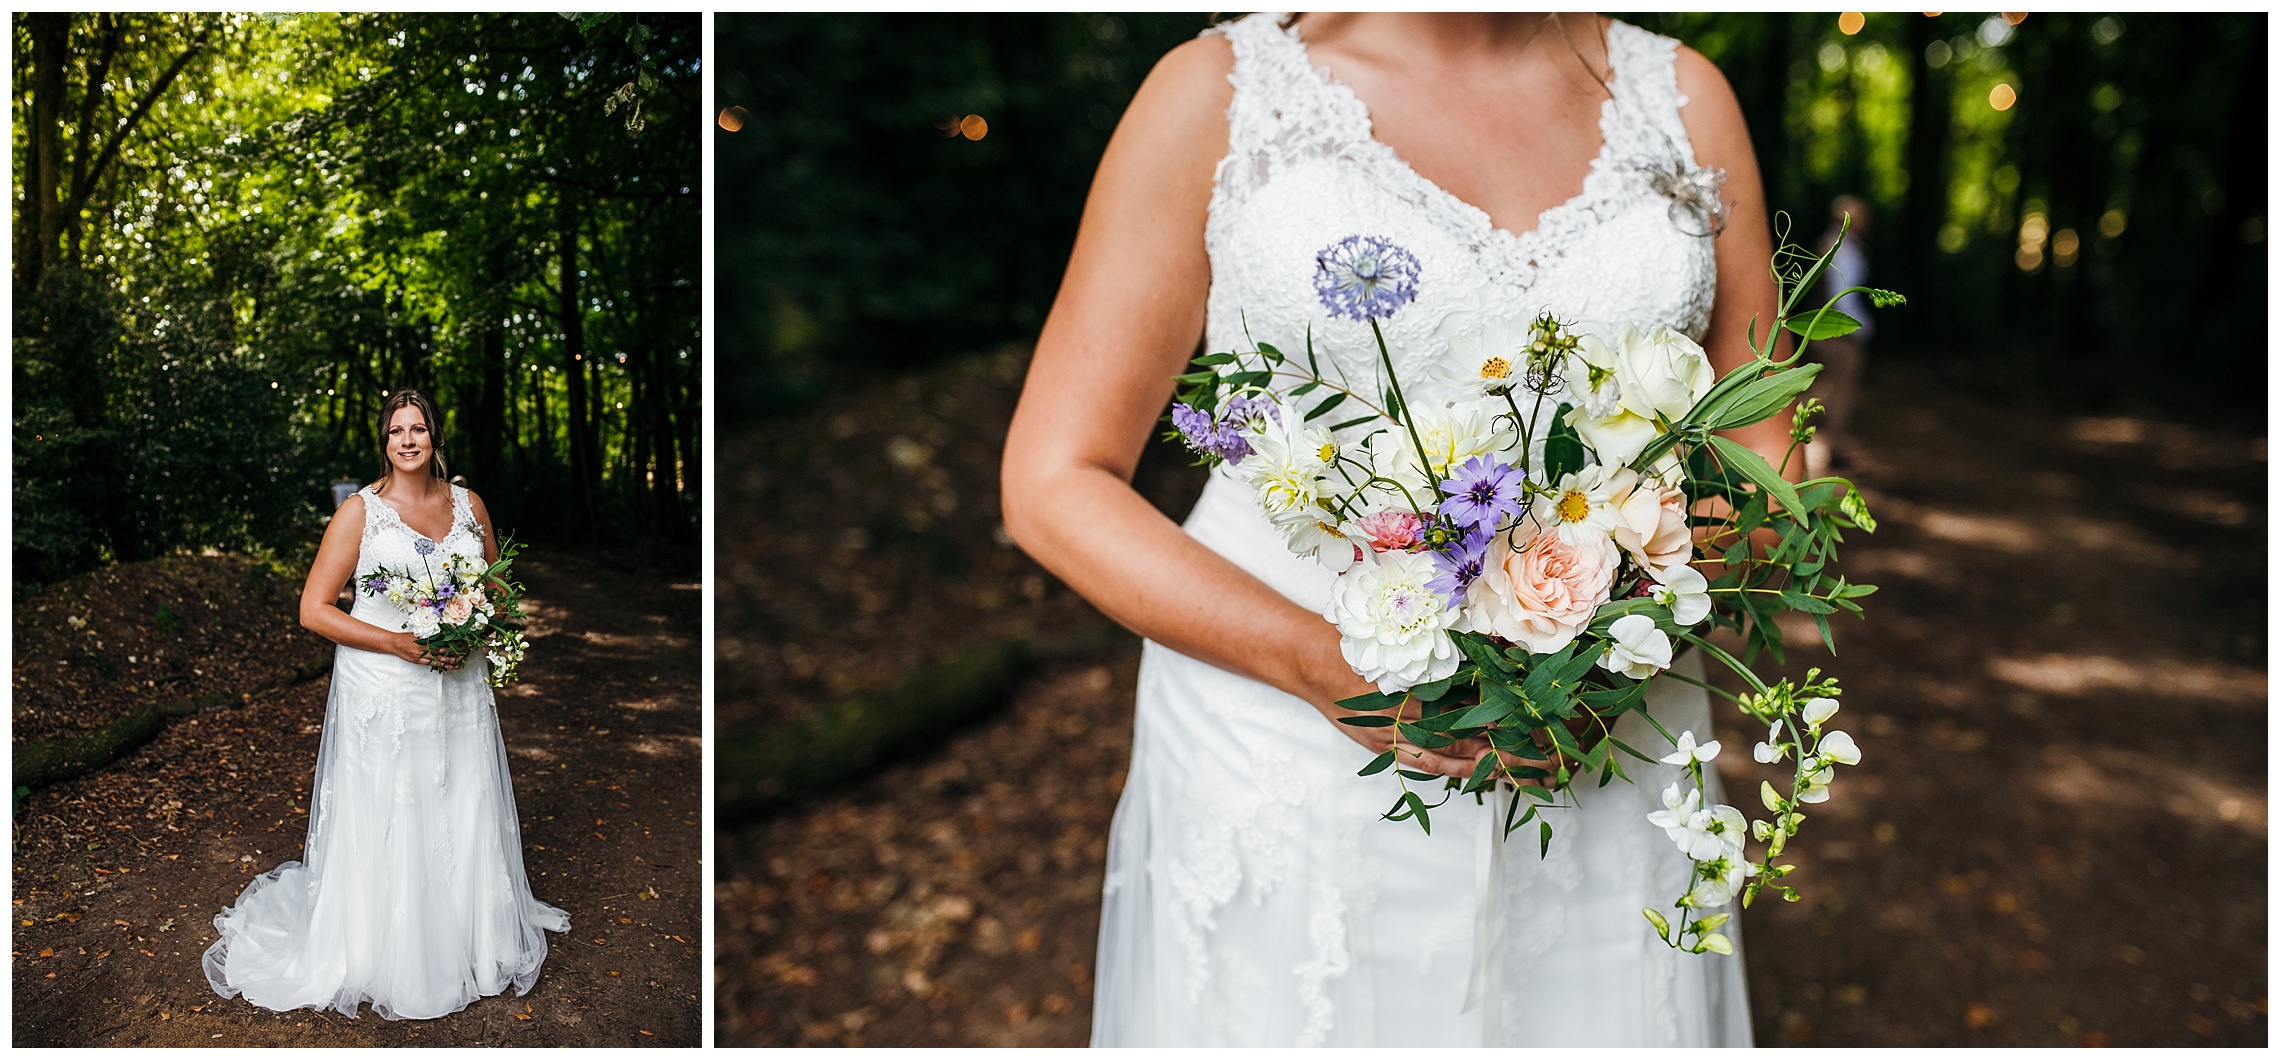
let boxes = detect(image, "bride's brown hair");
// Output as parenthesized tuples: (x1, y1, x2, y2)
(376, 388, 449, 482)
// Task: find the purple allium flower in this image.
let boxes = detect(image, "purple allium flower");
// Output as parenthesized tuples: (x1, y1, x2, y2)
(414, 538, 436, 556)
(1436, 455, 1528, 530)
(1314, 235, 1421, 322)
(1427, 522, 1492, 598)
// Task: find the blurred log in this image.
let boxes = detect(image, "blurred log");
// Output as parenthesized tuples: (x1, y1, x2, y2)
(716, 624, 1134, 820)
(12, 651, 335, 793)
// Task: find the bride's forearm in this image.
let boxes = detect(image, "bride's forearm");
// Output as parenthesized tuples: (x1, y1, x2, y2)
(1003, 463, 1358, 709)
(300, 598, 405, 656)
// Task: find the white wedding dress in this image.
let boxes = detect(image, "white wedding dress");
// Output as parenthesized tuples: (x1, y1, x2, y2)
(1091, 15, 1751, 1046)
(203, 484, 569, 1020)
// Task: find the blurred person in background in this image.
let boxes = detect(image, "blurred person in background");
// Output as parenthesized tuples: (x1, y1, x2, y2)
(1808, 194, 1873, 473)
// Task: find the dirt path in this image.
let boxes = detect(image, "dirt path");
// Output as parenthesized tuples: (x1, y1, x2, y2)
(715, 356, 2264, 1046)
(12, 551, 703, 1047)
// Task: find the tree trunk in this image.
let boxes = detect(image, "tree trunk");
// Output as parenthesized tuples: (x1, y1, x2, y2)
(556, 193, 596, 541)
(20, 13, 70, 297)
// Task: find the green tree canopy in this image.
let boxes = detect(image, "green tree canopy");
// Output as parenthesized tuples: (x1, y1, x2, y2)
(14, 12, 700, 584)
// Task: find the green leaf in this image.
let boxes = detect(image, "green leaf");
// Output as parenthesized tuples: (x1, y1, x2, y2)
(1336, 690, 1403, 713)
(1328, 415, 1378, 432)
(1778, 589, 1837, 615)
(1706, 435, 1803, 516)
(1543, 404, 1584, 482)
(1539, 819, 1554, 858)
(1707, 363, 1822, 432)
(1781, 308, 1862, 341)
(1191, 352, 1237, 366)
(1462, 752, 1500, 794)
(1335, 714, 1396, 728)
(1451, 694, 1517, 730)
(1358, 748, 1396, 776)
(1409, 675, 1458, 703)
(1395, 769, 1440, 782)
(1304, 391, 1349, 421)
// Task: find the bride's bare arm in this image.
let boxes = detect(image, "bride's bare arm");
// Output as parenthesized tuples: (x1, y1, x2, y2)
(1001, 38, 1481, 777)
(1676, 45, 1796, 476)
(299, 496, 435, 666)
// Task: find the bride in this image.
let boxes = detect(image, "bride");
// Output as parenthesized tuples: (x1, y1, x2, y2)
(203, 388, 569, 1020)
(1002, 12, 1794, 1047)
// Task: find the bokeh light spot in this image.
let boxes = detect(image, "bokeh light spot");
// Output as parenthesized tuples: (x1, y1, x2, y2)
(960, 114, 988, 141)
(718, 105, 749, 132)
(1838, 12, 1866, 35)
(1989, 83, 2017, 111)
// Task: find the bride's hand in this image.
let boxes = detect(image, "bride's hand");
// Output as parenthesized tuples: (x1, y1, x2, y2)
(1301, 657, 1490, 780)
(387, 633, 462, 670)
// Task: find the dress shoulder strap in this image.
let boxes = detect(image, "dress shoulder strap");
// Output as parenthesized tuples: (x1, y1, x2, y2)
(355, 484, 398, 542)
(1602, 20, 1699, 171)
(1202, 13, 1369, 251)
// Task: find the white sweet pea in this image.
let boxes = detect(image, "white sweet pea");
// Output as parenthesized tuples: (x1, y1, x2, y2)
(1817, 729, 1862, 766)
(1685, 854, 1759, 908)
(1660, 730, 1721, 767)
(1794, 765, 1837, 803)
(1753, 718, 1787, 763)
(1802, 697, 1840, 728)
(1647, 783, 1701, 847)
(1598, 613, 1673, 679)
(1650, 564, 1712, 626)
(1327, 549, 1465, 693)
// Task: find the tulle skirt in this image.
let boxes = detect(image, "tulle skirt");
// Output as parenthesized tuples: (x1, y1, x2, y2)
(1089, 472, 1752, 1046)
(202, 641, 569, 1020)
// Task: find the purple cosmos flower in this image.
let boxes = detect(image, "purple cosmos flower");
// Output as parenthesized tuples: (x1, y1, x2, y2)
(1436, 455, 1528, 530)
(414, 539, 436, 556)
(1427, 522, 1492, 598)
(1314, 235, 1421, 322)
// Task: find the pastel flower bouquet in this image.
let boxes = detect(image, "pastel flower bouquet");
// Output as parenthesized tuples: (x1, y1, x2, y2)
(361, 536, 532, 688)
(1167, 225, 1898, 953)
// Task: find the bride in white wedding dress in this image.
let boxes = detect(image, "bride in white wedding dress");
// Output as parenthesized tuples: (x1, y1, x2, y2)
(1003, 13, 1797, 1046)
(204, 388, 568, 1020)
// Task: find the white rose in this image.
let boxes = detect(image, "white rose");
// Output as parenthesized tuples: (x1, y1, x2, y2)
(1327, 550, 1464, 693)
(1612, 323, 1716, 425)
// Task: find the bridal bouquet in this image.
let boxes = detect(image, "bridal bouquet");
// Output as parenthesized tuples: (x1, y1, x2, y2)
(1166, 226, 1896, 955)
(361, 537, 532, 688)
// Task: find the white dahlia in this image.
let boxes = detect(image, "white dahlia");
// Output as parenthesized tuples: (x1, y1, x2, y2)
(1327, 550, 1464, 693)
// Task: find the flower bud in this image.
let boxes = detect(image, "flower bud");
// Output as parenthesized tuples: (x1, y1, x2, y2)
(1696, 932, 1734, 955)
(1642, 907, 1671, 940)
(1751, 819, 1773, 842)
(1760, 780, 1783, 812)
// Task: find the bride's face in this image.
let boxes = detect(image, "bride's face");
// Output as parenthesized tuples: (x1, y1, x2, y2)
(384, 406, 434, 476)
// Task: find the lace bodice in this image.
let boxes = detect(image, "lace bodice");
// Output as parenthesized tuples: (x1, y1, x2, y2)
(1203, 14, 1722, 412)
(352, 483, 486, 630)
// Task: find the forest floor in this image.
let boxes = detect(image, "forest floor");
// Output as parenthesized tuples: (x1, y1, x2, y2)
(714, 351, 2265, 1048)
(12, 549, 703, 1047)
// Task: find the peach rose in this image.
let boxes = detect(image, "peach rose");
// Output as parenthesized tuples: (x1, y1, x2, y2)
(1468, 527, 1618, 654)
(1611, 474, 1693, 577)
(442, 594, 474, 626)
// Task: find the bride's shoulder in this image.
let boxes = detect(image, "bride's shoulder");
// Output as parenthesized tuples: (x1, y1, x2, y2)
(1089, 27, 1235, 182)
(1664, 40, 1752, 169)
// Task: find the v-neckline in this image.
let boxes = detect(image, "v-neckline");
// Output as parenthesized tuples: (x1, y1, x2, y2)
(1282, 18, 1623, 256)
(367, 486, 456, 545)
